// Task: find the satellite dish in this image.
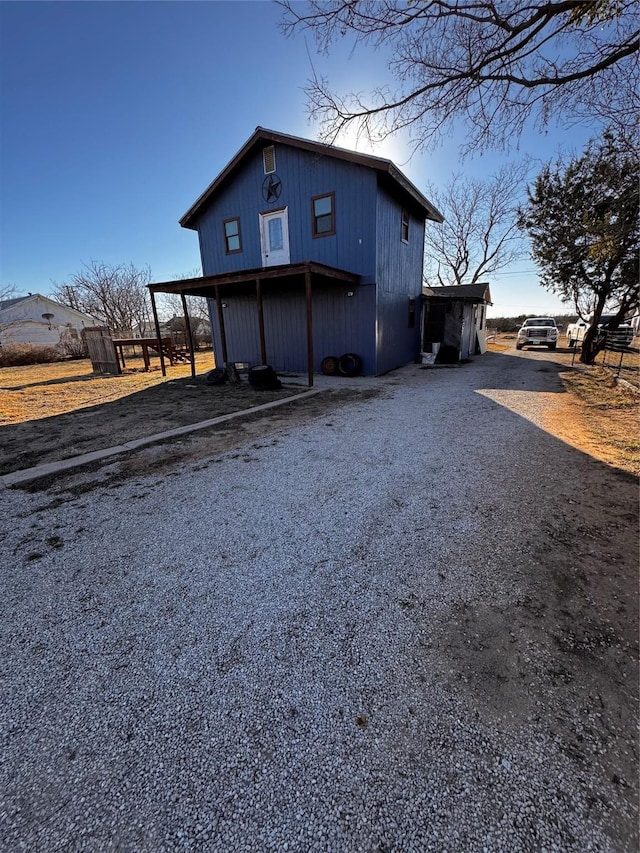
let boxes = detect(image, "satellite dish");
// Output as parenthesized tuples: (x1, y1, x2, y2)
(42, 312, 54, 329)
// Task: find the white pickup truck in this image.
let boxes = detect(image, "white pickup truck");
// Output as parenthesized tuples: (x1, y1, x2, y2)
(515, 317, 558, 350)
(566, 314, 634, 348)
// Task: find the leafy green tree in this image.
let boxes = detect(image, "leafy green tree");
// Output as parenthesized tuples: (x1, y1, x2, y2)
(519, 130, 639, 363)
(280, 0, 639, 153)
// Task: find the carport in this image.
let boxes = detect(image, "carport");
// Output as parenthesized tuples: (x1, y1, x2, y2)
(147, 262, 361, 387)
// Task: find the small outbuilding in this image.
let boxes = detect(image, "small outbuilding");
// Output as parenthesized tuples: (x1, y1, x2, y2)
(422, 283, 492, 362)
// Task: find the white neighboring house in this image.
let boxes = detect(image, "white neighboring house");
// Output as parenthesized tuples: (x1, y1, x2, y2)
(0, 294, 97, 349)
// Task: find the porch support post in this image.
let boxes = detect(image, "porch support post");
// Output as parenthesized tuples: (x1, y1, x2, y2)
(214, 285, 229, 366)
(150, 290, 166, 377)
(256, 279, 267, 365)
(180, 292, 196, 378)
(305, 269, 314, 387)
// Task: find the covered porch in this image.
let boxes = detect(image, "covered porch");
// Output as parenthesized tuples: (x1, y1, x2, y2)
(147, 262, 361, 387)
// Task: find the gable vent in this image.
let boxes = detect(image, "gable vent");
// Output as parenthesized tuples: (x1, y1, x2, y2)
(263, 145, 276, 174)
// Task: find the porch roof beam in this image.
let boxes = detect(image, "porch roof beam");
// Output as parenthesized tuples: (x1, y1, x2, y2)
(148, 261, 360, 296)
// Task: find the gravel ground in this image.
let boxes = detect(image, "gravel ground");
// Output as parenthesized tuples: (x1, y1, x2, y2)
(1, 352, 638, 851)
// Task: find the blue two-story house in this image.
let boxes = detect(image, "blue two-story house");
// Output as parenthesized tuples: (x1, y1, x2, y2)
(148, 127, 443, 383)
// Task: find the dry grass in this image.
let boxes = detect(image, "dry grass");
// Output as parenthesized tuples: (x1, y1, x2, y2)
(563, 365, 639, 408)
(0, 352, 315, 477)
(0, 352, 216, 425)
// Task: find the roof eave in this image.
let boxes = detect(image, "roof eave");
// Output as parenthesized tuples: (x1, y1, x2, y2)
(148, 260, 361, 296)
(180, 127, 265, 230)
(422, 284, 492, 304)
(179, 126, 444, 229)
(386, 164, 443, 222)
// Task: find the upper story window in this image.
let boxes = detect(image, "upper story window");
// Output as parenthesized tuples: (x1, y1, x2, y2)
(401, 209, 410, 243)
(223, 217, 242, 254)
(263, 146, 276, 174)
(408, 297, 416, 328)
(312, 192, 336, 238)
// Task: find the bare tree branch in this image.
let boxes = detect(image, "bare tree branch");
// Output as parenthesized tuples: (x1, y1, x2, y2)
(280, 0, 639, 152)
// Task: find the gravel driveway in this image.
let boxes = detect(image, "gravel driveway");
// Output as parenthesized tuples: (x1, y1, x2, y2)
(1, 351, 637, 851)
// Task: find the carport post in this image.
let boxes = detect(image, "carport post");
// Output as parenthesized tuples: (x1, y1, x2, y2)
(180, 292, 196, 378)
(255, 280, 267, 364)
(150, 290, 166, 377)
(305, 269, 314, 387)
(214, 285, 229, 366)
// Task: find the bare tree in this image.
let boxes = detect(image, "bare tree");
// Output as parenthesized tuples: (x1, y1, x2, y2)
(423, 163, 528, 286)
(53, 261, 152, 336)
(156, 270, 211, 348)
(0, 284, 19, 344)
(280, 1, 639, 153)
(0, 284, 17, 301)
(160, 294, 211, 347)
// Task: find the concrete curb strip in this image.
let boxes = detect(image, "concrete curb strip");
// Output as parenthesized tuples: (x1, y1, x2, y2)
(616, 376, 640, 396)
(0, 388, 322, 488)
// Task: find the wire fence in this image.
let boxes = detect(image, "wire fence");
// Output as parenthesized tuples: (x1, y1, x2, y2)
(571, 330, 639, 386)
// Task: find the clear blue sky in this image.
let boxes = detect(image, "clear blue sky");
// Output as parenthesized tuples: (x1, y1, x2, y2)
(1, 0, 598, 317)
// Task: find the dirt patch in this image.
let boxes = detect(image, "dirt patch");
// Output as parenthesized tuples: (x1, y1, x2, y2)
(0, 379, 305, 476)
(544, 366, 640, 476)
(8, 384, 382, 494)
(1, 353, 376, 478)
(488, 335, 640, 476)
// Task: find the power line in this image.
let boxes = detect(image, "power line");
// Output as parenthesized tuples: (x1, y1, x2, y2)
(489, 304, 574, 313)
(491, 269, 539, 277)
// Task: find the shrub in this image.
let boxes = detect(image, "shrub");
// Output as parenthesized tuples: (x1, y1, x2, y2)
(59, 338, 88, 359)
(0, 344, 62, 367)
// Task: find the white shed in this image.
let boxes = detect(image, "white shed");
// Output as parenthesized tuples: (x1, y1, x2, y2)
(422, 283, 493, 362)
(0, 294, 96, 349)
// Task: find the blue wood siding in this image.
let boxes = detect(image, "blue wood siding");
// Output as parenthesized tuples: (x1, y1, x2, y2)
(212, 294, 262, 365)
(195, 145, 378, 281)
(208, 284, 376, 374)
(194, 141, 429, 376)
(374, 184, 425, 373)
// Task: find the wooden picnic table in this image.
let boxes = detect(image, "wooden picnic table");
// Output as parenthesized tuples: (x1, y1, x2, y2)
(112, 337, 177, 371)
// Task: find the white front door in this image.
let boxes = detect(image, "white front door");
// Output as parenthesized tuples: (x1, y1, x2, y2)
(260, 208, 290, 266)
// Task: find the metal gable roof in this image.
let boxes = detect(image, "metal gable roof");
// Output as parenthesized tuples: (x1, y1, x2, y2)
(423, 283, 492, 304)
(0, 295, 32, 313)
(179, 127, 443, 230)
(0, 293, 97, 322)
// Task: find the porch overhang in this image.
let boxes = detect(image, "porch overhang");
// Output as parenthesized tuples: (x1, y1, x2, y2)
(147, 262, 361, 386)
(148, 261, 360, 298)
